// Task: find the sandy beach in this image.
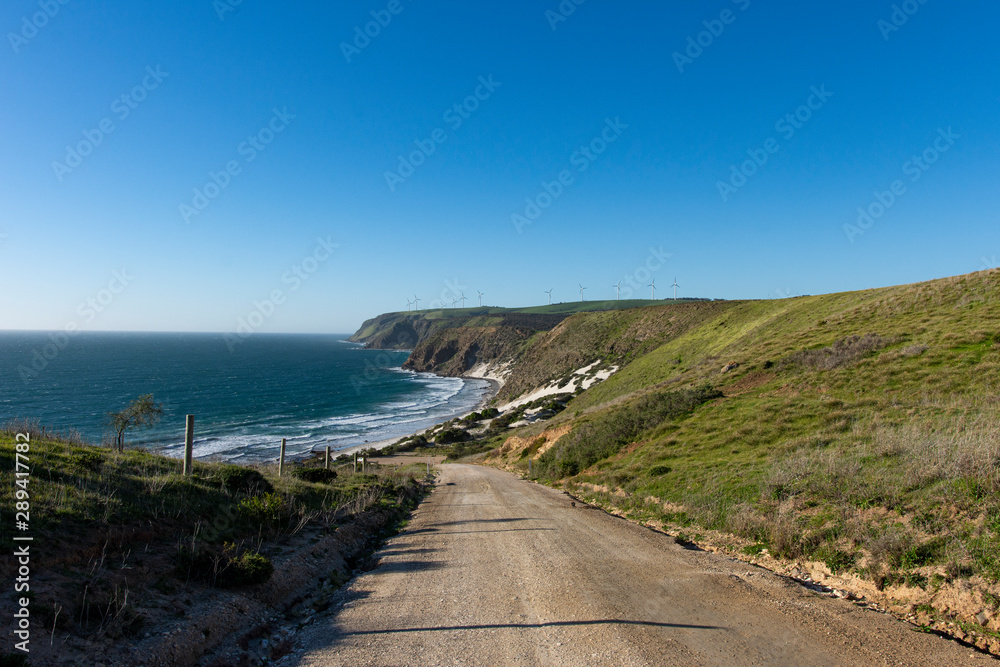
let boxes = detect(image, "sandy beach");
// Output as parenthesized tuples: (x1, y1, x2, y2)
(313, 375, 501, 458)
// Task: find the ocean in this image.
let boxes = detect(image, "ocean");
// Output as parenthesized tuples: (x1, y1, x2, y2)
(0, 331, 489, 463)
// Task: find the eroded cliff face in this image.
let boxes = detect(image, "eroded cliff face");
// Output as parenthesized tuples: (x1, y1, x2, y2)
(402, 326, 534, 377)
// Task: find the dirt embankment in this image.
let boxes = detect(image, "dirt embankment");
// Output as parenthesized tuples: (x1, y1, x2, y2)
(15, 491, 425, 667)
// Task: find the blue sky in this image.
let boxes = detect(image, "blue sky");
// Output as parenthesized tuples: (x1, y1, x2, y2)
(1, 1, 997, 334)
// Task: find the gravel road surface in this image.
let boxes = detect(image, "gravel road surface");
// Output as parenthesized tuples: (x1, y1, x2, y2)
(289, 464, 988, 666)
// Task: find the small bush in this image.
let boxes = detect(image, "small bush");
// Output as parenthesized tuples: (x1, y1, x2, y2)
(486, 410, 524, 432)
(293, 467, 338, 484)
(222, 551, 274, 587)
(176, 544, 274, 588)
(71, 450, 105, 472)
(215, 464, 273, 495)
(238, 492, 286, 523)
(435, 428, 470, 444)
(901, 539, 945, 569)
(816, 546, 857, 574)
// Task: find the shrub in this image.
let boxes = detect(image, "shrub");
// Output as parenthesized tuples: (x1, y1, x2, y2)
(435, 428, 470, 444)
(815, 545, 857, 574)
(176, 543, 274, 588)
(237, 492, 286, 523)
(293, 467, 338, 484)
(486, 410, 523, 432)
(542, 400, 567, 413)
(215, 464, 273, 495)
(901, 538, 945, 569)
(221, 551, 273, 587)
(71, 450, 104, 472)
(390, 435, 429, 453)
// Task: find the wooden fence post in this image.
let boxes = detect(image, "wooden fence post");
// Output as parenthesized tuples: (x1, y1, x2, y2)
(278, 438, 286, 477)
(325, 446, 331, 470)
(183, 415, 194, 476)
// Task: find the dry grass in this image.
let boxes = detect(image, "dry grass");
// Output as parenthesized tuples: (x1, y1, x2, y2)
(781, 333, 894, 371)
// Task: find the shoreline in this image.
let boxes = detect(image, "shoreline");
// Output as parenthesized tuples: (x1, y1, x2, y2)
(148, 370, 499, 466)
(319, 375, 501, 458)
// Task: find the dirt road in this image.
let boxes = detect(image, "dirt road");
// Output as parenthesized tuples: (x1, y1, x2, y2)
(287, 464, 987, 666)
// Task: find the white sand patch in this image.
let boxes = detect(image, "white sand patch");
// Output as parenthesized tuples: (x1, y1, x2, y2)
(586, 366, 617, 386)
(499, 362, 619, 411)
(499, 380, 578, 412)
(465, 361, 511, 385)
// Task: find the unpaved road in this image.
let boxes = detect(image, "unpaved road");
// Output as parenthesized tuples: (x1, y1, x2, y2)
(288, 464, 988, 666)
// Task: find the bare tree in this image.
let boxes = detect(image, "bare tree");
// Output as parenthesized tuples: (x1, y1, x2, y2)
(108, 394, 163, 452)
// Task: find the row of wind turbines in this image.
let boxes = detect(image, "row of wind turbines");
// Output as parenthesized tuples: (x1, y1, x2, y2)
(405, 290, 487, 311)
(576, 277, 680, 303)
(405, 279, 681, 312)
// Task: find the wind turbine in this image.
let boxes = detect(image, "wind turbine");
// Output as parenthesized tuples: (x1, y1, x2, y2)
(460, 292, 467, 308)
(544, 288, 553, 305)
(613, 281, 622, 301)
(477, 290, 485, 307)
(413, 294, 421, 310)
(451, 297, 459, 308)
(649, 279, 656, 300)
(671, 277, 680, 300)
(579, 284, 587, 302)
(406, 299, 413, 311)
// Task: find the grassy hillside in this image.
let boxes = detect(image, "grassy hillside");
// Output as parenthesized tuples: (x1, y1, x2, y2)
(493, 300, 737, 401)
(0, 423, 425, 662)
(482, 270, 1000, 644)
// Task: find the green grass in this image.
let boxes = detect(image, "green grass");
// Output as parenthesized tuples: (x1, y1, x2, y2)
(488, 269, 1000, 586)
(0, 427, 427, 641)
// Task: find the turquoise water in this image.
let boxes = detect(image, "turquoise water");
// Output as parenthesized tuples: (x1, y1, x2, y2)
(0, 332, 488, 462)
